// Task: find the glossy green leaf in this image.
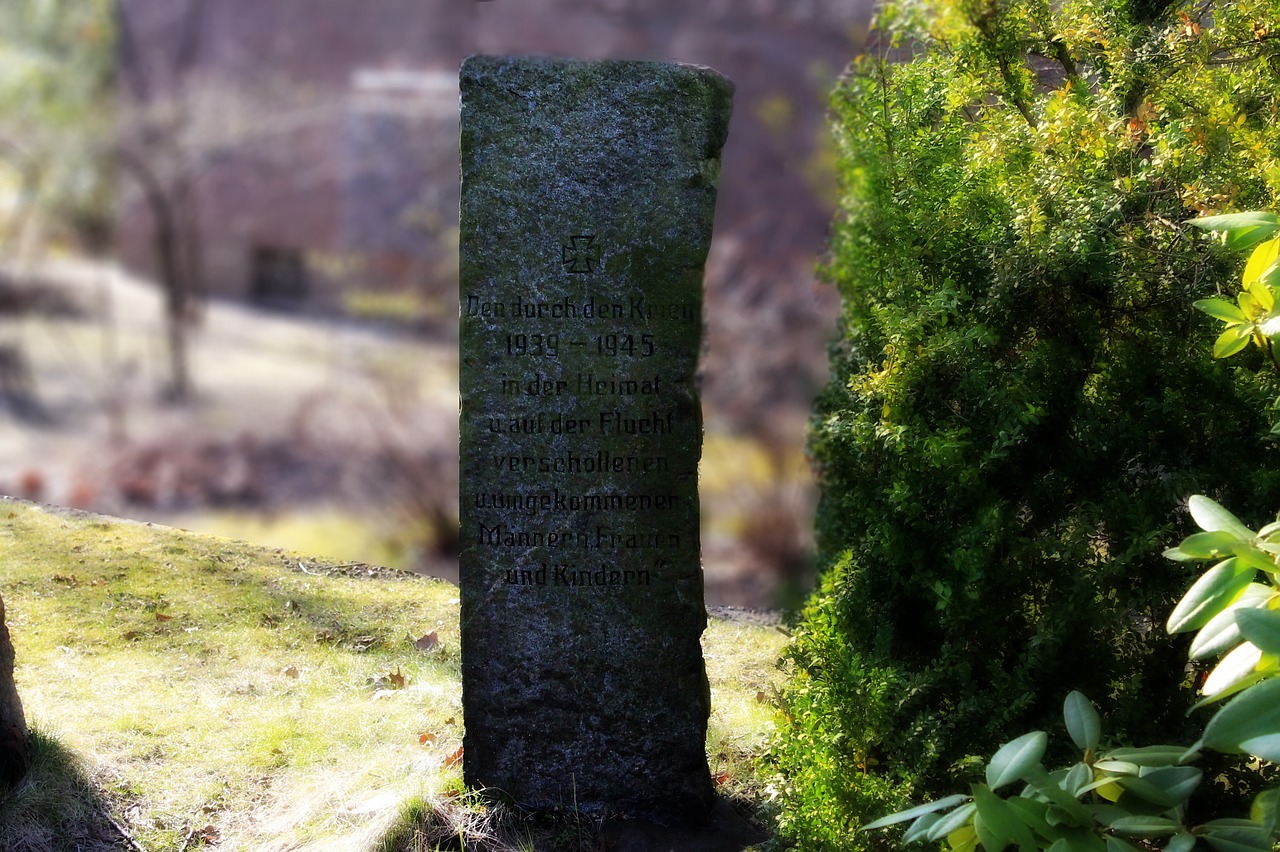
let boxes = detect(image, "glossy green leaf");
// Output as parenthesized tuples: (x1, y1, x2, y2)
(1259, 311, 1280, 336)
(1189, 585, 1275, 660)
(1202, 826, 1275, 852)
(1245, 239, 1280, 289)
(1195, 298, 1249, 324)
(973, 811, 1002, 852)
(1237, 732, 1280, 761)
(1062, 762, 1092, 795)
(1006, 796, 1054, 840)
(1202, 678, 1280, 760)
(1189, 496, 1256, 540)
(1023, 766, 1092, 824)
(1114, 775, 1178, 808)
(1257, 520, 1280, 538)
(1178, 530, 1246, 559)
(1099, 746, 1194, 767)
(1167, 558, 1256, 634)
(1250, 788, 1280, 836)
(1202, 642, 1264, 698)
(1189, 212, 1280, 244)
(903, 812, 943, 844)
(952, 825, 980, 852)
(1214, 325, 1253, 358)
(1106, 816, 1181, 837)
(860, 792, 970, 831)
(1127, 766, 1201, 807)
(1093, 760, 1139, 775)
(1227, 228, 1280, 252)
(927, 802, 979, 842)
(1061, 827, 1108, 852)
(1235, 608, 1280, 655)
(974, 784, 1037, 851)
(1191, 667, 1270, 710)
(1164, 833, 1196, 852)
(1078, 776, 1127, 797)
(986, 731, 1048, 790)
(1064, 691, 1101, 752)
(1251, 277, 1277, 312)
(1230, 546, 1278, 576)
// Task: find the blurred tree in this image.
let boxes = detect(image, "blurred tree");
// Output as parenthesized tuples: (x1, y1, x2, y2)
(115, 0, 210, 403)
(0, 0, 115, 258)
(0, 0, 114, 420)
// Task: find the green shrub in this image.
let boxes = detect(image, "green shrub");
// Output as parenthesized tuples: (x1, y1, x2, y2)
(776, 1, 1280, 847)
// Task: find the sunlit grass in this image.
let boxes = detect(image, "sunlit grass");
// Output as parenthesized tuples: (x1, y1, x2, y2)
(1, 499, 787, 850)
(3, 501, 463, 849)
(168, 508, 415, 571)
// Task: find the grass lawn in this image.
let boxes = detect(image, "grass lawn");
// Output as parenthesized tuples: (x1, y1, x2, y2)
(0, 498, 788, 851)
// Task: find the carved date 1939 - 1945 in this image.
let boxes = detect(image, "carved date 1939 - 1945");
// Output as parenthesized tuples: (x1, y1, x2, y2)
(505, 333, 655, 358)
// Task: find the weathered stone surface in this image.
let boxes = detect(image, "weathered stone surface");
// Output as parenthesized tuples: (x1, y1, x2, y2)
(0, 594, 30, 788)
(459, 55, 732, 822)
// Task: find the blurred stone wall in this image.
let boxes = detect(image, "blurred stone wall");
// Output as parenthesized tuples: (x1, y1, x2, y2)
(115, 0, 872, 428)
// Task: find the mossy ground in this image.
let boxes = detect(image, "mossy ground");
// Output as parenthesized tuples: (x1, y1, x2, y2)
(0, 498, 786, 850)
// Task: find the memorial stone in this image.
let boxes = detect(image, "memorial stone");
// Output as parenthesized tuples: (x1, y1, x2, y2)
(458, 55, 733, 821)
(0, 594, 29, 788)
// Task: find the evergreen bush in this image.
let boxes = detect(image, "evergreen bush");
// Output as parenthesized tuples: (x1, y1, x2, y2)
(775, 2, 1280, 848)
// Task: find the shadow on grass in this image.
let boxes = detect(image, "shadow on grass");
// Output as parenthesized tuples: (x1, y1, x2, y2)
(0, 728, 131, 852)
(374, 792, 772, 852)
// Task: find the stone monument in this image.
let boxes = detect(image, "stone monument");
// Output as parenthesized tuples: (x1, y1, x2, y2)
(0, 594, 30, 789)
(458, 55, 733, 822)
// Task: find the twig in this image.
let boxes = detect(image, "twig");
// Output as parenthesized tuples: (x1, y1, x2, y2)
(101, 808, 148, 852)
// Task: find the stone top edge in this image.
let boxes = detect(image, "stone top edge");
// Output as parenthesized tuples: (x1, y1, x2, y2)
(460, 53, 733, 89)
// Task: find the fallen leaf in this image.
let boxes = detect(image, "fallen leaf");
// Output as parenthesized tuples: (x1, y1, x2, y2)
(367, 668, 407, 692)
(155, 613, 173, 622)
(714, 771, 732, 786)
(412, 631, 440, 652)
(90, 578, 107, 587)
(52, 574, 80, 587)
(445, 716, 456, 726)
(122, 630, 141, 641)
(282, 665, 300, 679)
(444, 746, 464, 768)
(418, 732, 437, 746)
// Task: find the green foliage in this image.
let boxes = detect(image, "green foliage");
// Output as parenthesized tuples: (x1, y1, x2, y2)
(860, 492, 1280, 851)
(0, 0, 115, 247)
(768, 567, 913, 850)
(863, 693, 1280, 852)
(777, 1, 1280, 847)
(860, 473, 1280, 844)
